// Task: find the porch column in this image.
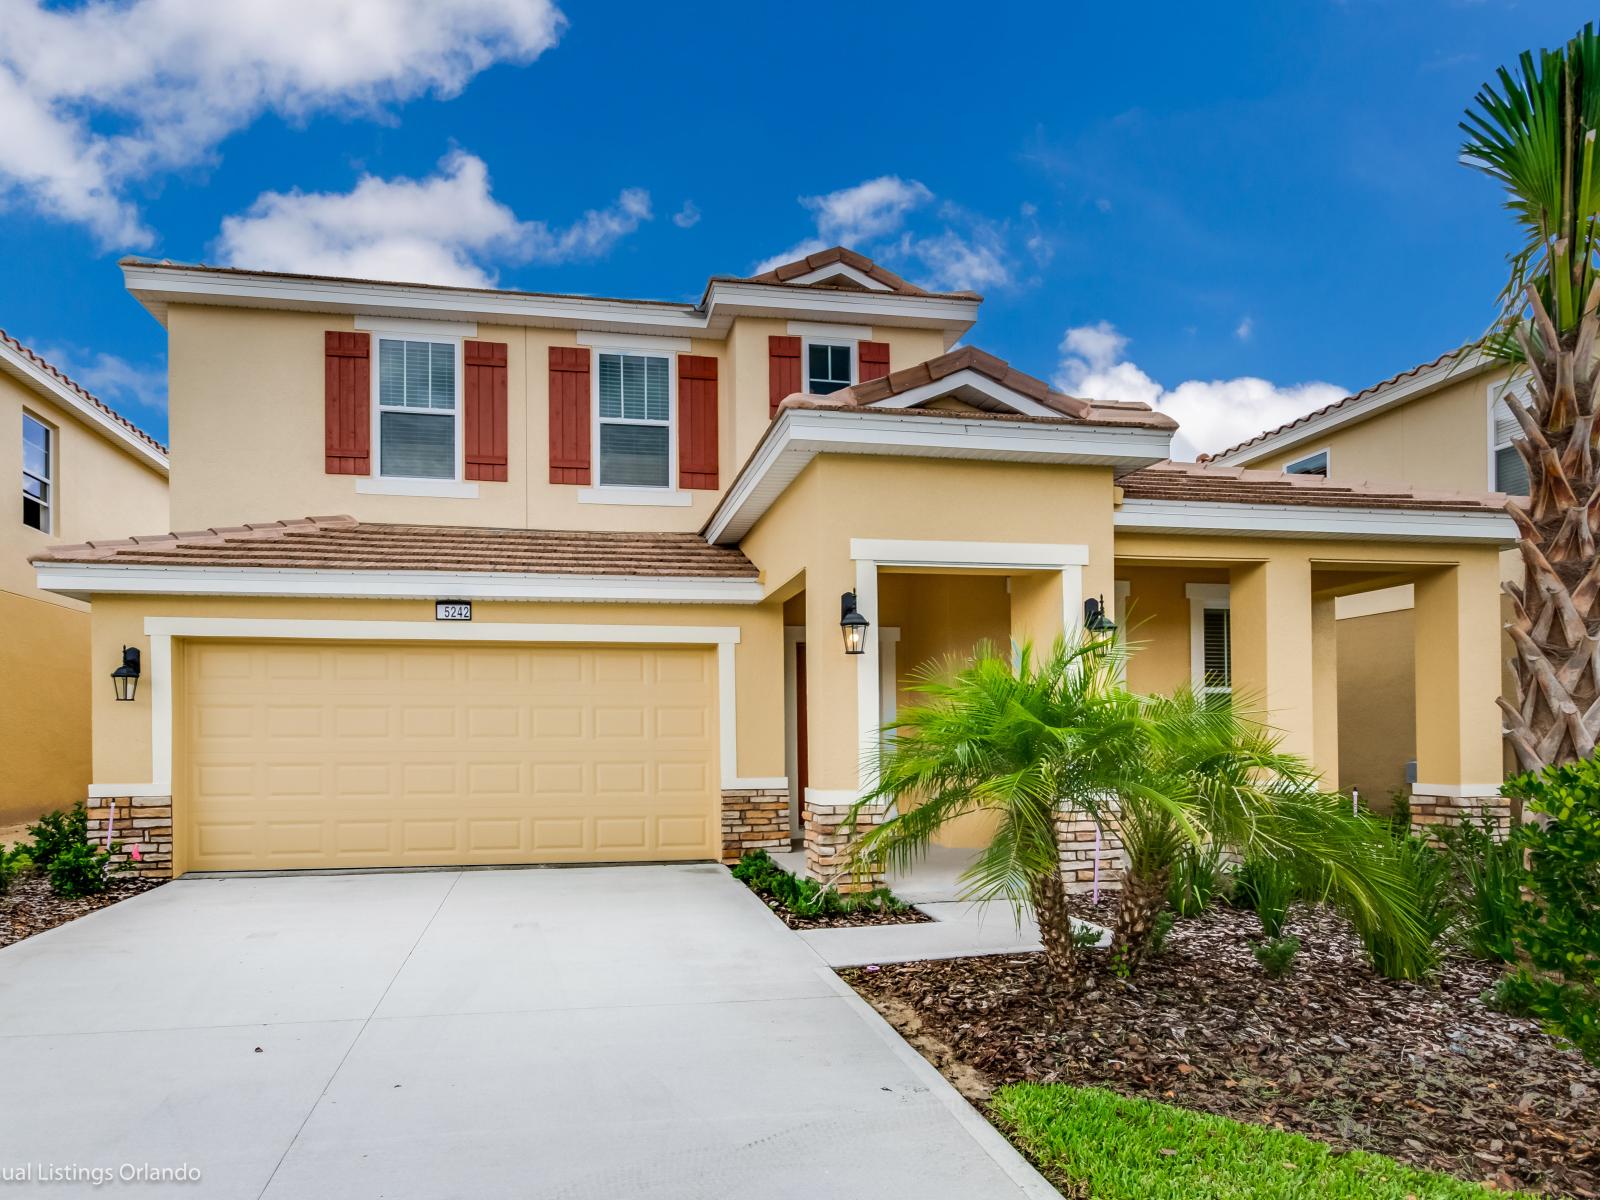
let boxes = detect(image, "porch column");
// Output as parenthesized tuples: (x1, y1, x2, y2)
(1229, 556, 1316, 762)
(1312, 595, 1340, 790)
(801, 555, 880, 890)
(1411, 554, 1509, 833)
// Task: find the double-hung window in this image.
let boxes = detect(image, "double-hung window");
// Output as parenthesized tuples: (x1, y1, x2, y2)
(22, 413, 51, 532)
(597, 351, 671, 488)
(807, 342, 853, 395)
(1491, 386, 1530, 496)
(377, 338, 458, 480)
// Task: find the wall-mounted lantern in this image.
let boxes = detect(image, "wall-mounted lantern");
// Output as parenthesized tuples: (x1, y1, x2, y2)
(840, 591, 870, 655)
(1083, 595, 1116, 634)
(111, 646, 141, 702)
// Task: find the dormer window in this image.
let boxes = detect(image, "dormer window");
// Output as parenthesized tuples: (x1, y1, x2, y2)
(1285, 449, 1328, 476)
(807, 342, 853, 395)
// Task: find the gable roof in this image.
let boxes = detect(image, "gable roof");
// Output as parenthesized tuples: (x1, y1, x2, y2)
(734, 247, 974, 299)
(1120, 460, 1506, 512)
(783, 345, 1177, 430)
(1202, 344, 1495, 466)
(0, 329, 169, 472)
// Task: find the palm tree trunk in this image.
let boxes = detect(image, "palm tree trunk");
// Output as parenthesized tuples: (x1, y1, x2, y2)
(1029, 868, 1078, 1020)
(1109, 863, 1171, 976)
(1501, 285, 1600, 773)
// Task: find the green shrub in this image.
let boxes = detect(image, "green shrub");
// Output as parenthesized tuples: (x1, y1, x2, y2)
(46, 840, 117, 898)
(27, 803, 90, 869)
(1146, 909, 1176, 957)
(1167, 841, 1224, 917)
(1440, 816, 1521, 963)
(1232, 853, 1299, 939)
(1072, 922, 1105, 951)
(731, 849, 909, 918)
(1357, 835, 1453, 981)
(1499, 757, 1600, 1065)
(1252, 935, 1300, 978)
(0, 844, 22, 895)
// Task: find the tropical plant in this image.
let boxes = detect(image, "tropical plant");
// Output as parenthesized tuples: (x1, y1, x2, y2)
(1356, 836, 1455, 981)
(1252, 936, 1301, 979)
(1498, 757, 1600, 1064)
(1440, 816, 1523, 962)
(0, 844, 22, 896)
(849, 635, 1143, 1014)
(1166, 839, 1224, 918)
(1234, 853, 1301, 941)
(1461, 26, 1600, 771)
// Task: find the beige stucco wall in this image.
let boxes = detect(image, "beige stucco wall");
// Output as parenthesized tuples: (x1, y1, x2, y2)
(1115, 565, 1228, 695)
(1, 370, 168, 822)
(1336, 607, 1416, 806)
(1246, 365, 1509, 493)
(164, 305, 951, 534)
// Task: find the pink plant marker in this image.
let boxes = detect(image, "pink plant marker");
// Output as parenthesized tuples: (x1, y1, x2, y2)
(130, 846, 143, 862)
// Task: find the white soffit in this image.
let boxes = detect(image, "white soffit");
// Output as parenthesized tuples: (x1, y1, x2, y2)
(1114, 498, 1517, 543)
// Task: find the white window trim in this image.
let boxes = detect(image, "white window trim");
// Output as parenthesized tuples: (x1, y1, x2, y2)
(1284, 447, 1330, 476)
(786, 321, 873, 341)
(802, 336, 856, 396)
(591, 345, 683, 498)
(1488, 376, 1529, 494)
(21, 409, 53, 534)
(1186, 583, 1231, 696)
(1113, 580, 1131, 683)
(369, 332, 466, 485)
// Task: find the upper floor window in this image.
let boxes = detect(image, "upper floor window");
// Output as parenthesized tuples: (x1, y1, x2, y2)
(1285, 449, 1328, 476)
(597, 351, 671, 487)
(1491, 388, 1530, 496)
(22, 412, 51, 532)
(807, 342, 853, 395)
(377, 338, 457, 480)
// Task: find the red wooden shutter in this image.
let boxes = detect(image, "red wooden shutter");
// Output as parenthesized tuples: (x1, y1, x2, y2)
(858, 340, 890, 382)
(324, 331, 370, 474)
(548, 346, 592, 484)
(463, 340, 509, 482)
(769, 335, 801, 417)
(678, 354, 719, 490)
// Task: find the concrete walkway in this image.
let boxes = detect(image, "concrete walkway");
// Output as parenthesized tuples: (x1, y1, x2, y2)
(799, 899, 1109, 968)
(0, 865, 1057, 1199)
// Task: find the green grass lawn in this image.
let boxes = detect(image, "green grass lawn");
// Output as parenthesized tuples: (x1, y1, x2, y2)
(991, 1083, 1529, 1199)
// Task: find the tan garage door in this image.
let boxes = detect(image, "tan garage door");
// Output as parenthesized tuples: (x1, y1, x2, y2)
(180, 641, 719, 871)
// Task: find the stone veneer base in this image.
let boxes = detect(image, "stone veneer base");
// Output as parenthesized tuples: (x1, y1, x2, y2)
(720, 788, 790, 864)
(1409, 792, 1512, 841)
(85, 796, 174, 878)
(1057, 808, 1125, 895)
(803, 801, 883, 894)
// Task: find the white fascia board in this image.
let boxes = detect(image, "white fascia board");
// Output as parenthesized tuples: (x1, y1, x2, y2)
(143, 616, 742, 645)
(34, 563, 765, 604)
(851, 538, 1089, 569)
(703, 409, 1174, 545)
(786, 262, 893, 291)
(1209, 349, 1496, 467)
(1114, 498, 1517, 543)
(867, 369, 1059, 416)
(121, 263, 976, 341)
(0, 341, 168, 474)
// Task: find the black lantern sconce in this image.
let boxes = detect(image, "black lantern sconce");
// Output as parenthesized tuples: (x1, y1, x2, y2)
(1083, 595, 1116, 634)
(111, 646, 141, 702)
(840, 591, 870, 655)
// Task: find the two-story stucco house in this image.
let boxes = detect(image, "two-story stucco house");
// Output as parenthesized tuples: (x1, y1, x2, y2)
(1, 332, 169, 826)
(30, 248, 1515, 883)
(1204, 347, 1523, 809)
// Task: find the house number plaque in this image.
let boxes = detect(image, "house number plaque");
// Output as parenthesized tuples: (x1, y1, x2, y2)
(435, 601, 473, 621)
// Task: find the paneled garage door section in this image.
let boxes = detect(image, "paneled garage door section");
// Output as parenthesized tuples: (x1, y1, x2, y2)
(181, 641, 719, 870)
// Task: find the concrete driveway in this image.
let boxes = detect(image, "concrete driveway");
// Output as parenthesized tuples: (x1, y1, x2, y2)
(0, 864, 1054, 1199)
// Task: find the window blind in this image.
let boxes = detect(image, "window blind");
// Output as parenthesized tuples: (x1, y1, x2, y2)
(1202, 608, 1231, 692)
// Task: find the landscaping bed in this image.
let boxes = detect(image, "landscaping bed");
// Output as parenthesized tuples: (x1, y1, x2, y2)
(1, 869, 164, 949)
(731, 848, 932, 929)
(846, 901, 1600, 1198)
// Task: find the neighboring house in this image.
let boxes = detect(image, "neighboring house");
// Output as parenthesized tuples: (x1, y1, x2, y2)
(31, 248, 1514, 886)
(1204, 347, 1522, 807)
(0, 331, 169, 826)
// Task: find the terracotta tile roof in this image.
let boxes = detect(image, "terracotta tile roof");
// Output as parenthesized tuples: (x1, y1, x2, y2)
(783, 345, 1177, 430)
(1199, 344, 1486, 463)
(0, 328, 169, 456)
(735, 246, 980, 300)
(1119, 461, 1507, 513)
(33, 516, 759, 578)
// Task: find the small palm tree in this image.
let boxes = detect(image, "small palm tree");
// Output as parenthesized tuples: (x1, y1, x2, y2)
(849, 636, 1141, 1016)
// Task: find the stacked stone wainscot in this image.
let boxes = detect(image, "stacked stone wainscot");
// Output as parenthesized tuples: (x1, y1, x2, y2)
(1409, 791, 1512, 839)
(85, 795, 173, 878)
(720, 788, 790, 864)
(802, 799, 884, 893)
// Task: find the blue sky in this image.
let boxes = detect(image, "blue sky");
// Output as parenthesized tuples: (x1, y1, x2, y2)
(0, 1, 1592, 457)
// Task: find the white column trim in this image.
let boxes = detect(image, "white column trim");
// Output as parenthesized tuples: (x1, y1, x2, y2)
(1411, 782, 1504, 799)
(1186, 584, 1230, 693)
(149, 633, 172, 793)
(854, 558, 881, 798)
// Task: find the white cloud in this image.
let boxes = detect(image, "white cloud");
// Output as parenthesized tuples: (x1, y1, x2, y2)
(753, 175, 1020, 292)
(672, 200, 701, 229)
(212, 152, 648, 286)
(37, 343, 167, 416)
(1055, 320, 1346, 461)
(0, 0, 566, 248)
(1235, 316, 1254, 341)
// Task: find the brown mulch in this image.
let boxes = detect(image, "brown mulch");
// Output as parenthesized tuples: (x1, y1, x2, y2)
(845, 901, 1600, 1198)
(1, 870, 165, 949)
